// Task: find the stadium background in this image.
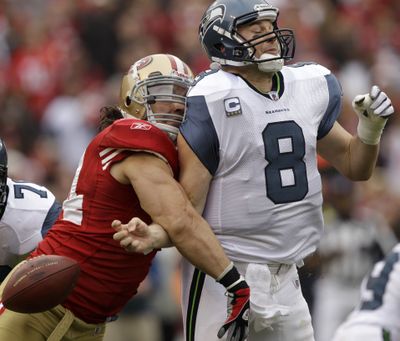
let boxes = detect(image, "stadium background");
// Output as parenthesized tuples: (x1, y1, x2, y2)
(0, 0, 399, 340)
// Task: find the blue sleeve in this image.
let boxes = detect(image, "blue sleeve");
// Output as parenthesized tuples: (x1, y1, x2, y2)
(179, 96, 220, 175)
(317, 74, 343, 139)
(41, 200, 62, 237)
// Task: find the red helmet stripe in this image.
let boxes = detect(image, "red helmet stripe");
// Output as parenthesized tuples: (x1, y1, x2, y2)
(183, 62, 190, 75)
(167, 54, 178, 72)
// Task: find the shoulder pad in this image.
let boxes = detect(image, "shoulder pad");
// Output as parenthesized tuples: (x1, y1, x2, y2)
(104, 119, 173, 150)
(289, 61, 319, 68)
(287, 61, 331, 75)
(101, 119, 178, 174)
(188, 70, 239, 99)
(192, 68, 219, 86)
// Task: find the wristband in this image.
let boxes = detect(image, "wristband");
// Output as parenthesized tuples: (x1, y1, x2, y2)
(217, 262, 247, 292)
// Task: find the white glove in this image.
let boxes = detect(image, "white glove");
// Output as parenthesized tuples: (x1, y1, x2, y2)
(352, 85, 394, 145)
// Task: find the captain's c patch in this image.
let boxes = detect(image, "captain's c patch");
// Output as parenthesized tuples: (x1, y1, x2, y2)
(224, 97, 242, 117)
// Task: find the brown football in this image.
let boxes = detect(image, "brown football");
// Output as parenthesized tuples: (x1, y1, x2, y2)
(1, 255, 80, 313)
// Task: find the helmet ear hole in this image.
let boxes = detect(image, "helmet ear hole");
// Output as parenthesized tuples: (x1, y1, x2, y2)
(214, 43, 225, 53)
(125, 96, 131, 106)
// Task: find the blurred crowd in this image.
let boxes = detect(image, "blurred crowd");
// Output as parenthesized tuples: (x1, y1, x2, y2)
(0, 0, 399, 340)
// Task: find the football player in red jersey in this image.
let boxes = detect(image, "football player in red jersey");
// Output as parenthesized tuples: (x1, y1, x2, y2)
(0, 54, 250, 341)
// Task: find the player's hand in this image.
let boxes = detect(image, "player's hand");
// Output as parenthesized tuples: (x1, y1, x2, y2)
(352, 85, 394, 145)
(217, 279, 250, 341)
(112, 218, 154, 255)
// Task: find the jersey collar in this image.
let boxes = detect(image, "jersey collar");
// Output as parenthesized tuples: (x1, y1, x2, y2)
(236, 71, 285, 101)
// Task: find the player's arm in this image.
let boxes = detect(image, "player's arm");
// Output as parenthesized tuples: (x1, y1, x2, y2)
(318, 85, 394, 181)
(177, 133, 212, 213)
(317, 122, 379, 180)
(112, 134, 212, 253)
(112, 136, 212, 251)
(111, 151, 228, 278)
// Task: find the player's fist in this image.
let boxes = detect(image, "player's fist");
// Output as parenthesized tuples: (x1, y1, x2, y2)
(352, 85, 394, 145)
(352, 85, 394, 119)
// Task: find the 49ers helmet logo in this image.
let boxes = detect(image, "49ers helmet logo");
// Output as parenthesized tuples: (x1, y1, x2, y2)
(135, 56, 153, 71)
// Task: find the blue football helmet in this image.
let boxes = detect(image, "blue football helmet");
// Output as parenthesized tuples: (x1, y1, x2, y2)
(0, 139, 7, 216)
(199, 0, 295, 71)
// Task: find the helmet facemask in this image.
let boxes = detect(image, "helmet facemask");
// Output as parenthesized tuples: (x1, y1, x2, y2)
(118, 54, 194, 142)
(130, 74, 191, 141)
(233, 26, 295, 72)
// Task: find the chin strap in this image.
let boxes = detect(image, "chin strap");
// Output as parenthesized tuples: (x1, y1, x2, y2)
(256, 53, 284, 73)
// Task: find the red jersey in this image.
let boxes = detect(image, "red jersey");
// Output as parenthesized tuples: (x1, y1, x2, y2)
(30, 118, 178, 323)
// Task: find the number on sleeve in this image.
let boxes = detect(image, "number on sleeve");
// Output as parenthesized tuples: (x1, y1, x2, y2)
(13, 184, 48, 199)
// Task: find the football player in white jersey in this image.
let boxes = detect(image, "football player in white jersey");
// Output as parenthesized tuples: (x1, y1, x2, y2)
(332, 243, 400, 341)
(113, 1, 395, 340)
(0, 139, 61, 282)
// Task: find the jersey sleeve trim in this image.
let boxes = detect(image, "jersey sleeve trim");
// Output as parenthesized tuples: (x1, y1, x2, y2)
(41, 200, 62, 237)
(317, 74, 343, 139)
(179, 95, 220, 175)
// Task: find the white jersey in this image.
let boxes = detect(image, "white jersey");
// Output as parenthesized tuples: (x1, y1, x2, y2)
(180, 63, 342, 264)
(334, 243, 400, 338)
(0, 178, 61, 268)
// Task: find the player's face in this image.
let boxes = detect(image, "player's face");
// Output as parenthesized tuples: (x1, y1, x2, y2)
(150, 102, 185, 127)
(237, 20, 279, 58)
(149, 84, 187, 128)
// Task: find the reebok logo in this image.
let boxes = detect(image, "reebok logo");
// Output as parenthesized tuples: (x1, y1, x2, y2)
(130, 122, 152, 130)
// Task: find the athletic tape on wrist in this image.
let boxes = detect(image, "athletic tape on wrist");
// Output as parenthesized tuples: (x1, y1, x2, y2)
(357, 117, 387, 145)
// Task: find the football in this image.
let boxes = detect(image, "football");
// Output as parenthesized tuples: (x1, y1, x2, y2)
(1, 255, 80, 313)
